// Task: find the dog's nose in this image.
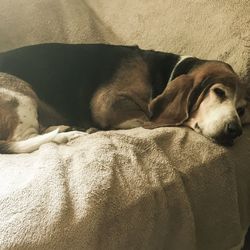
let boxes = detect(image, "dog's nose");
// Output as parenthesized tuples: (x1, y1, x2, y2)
(226, 122, 242, 139)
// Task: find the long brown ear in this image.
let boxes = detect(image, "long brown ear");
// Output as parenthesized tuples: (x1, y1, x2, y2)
(147, 75, 195, 127)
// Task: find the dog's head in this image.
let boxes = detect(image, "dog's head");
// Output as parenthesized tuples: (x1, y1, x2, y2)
(148, 61, 247, 146)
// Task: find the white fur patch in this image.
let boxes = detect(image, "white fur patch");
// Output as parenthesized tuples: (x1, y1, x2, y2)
(187, 84, 242, 139)
(0, 88, 39, 141)
(0, 88, 87, 153)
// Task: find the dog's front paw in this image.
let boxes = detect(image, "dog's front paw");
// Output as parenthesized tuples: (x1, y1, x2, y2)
(86, 127, 99, 134)
(142, 121, 167, 129)
(53, 131, 87, 144)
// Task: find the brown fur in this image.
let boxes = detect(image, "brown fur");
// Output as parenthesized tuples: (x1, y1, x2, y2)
(90, 61, 243, 131)
(148, 74, 196, 126)
(91, 58, 153, 129)
(0, 56, 245, 153)
(144, 62, 243, 129)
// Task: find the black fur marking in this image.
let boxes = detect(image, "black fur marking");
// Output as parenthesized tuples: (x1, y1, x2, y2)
(171, 57, 205, 80)
(143, 50, 180, 98)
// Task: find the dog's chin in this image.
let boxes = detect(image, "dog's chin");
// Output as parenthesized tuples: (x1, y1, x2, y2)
(203, 134, 234, 146)
(194, 123, 234, 146)
(212, 131, 237, 146)
(213, 137, 234, 147)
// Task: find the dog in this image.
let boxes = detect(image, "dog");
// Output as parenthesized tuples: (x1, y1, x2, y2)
(0, 43, 247, 153)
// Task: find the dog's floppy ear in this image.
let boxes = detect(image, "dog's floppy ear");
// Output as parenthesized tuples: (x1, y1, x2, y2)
(148, 75, 195, 127)
(146, 74, 213, 128)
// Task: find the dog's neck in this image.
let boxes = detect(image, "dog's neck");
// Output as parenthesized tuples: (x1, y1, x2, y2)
(167, 55, 194, 83)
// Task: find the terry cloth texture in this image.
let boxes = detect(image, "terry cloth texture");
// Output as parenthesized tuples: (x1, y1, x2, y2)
(0, 127, 250, 250)
(0, 0, 249, 249)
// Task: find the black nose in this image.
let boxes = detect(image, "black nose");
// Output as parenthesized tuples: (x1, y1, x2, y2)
(226, 122, 242, 139)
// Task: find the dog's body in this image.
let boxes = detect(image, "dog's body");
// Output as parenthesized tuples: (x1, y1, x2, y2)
(0, 43, 181, 128)
(0, 43, 247, 153)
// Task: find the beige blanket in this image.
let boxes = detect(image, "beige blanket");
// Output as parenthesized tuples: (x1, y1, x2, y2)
(0, 0, 250, 249)
(0, 127, 250, 250)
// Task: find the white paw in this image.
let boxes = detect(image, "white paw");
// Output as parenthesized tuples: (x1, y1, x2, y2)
(53, 131, 86, 144)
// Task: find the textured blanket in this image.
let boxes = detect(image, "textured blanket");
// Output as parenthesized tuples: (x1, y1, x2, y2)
(0, 127, 250, 250)
(0, 0, 250, 249)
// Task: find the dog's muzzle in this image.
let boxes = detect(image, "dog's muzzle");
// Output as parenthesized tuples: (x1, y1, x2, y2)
(215, 122, 242, 146)
(226, 122, 242, 139)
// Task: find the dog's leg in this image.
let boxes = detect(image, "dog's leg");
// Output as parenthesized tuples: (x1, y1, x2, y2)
(0, 128, 86, 154)
(86, 127, 99, 134)
(1, 103, 85, 154)
(51, 130, 86, 144)
(115, 118, 148, 129)
(91, 92, 153, 130)
(43, 125, 73, 133)
(43, 125, 87, 144)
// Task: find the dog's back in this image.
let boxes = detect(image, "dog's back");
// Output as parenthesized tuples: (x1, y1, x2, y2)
(0, 43, 180, 127)
(0, 44, 143, 126)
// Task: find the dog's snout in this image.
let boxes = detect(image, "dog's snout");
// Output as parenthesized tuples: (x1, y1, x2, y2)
(226, 122, 242, 139)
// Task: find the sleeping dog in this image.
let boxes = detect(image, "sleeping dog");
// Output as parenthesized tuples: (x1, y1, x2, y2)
(0, 43, 248, 153)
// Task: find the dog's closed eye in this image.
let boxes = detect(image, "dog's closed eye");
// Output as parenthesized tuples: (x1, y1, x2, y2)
(213, 88, 226, 98)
